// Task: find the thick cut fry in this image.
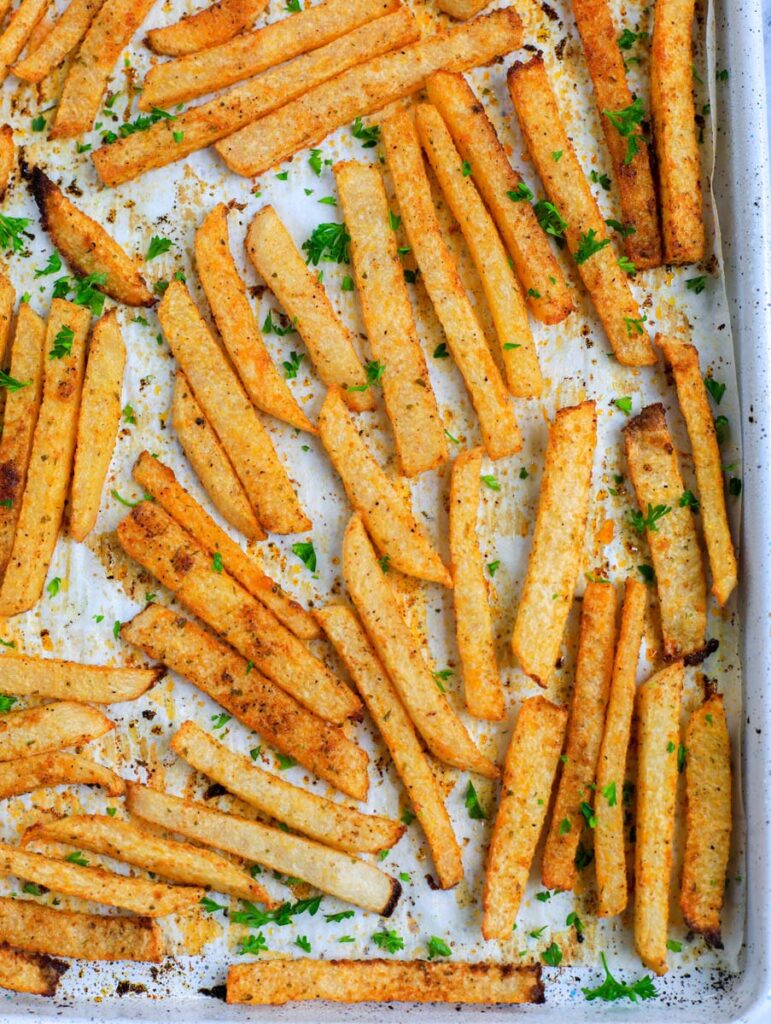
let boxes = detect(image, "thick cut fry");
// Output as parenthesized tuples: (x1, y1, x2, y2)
(416, 102, 542, 398)
(228, 959, 544, 1005)
(50, 0, 157, 138)
(0, 943, 66, 996)
(318, 604, 463, 889)
(511, 401, 597, 686)
(0, 897, 163, 961)
(333, 160, 447, 475)
(0, 752, 124, 800)
(126, 784, 401, 915)
(507, 57, 655, 365)
(0, 300, 90, 616)
(383, 110, 520, 460)
(0, 0, 50, 83)
(482, 696, 568, 938)
(246, 207, 373, 412)
(542, 581, 617, 891)
(0, 651, 161, 703)
(145, 0, 266, 56)
(436, 0, 488, 19)
(0, 124, 13, 198)
(69, 310, 125, 540)
(158, 280, 309, 534)
(343, 513, 497, 778)
(0, 701, 114, 761)
(133, 451, 317, 640)
(657, 334, 737, 605)
(635, 662, 684, 976)
(172, 721, 402, 854)
(31, 168, 153, 306)
(680, 692, 731, 947)
(12, 0, 105, 83)
(117, 503, 361, 725)
(624, 403, 708, 661)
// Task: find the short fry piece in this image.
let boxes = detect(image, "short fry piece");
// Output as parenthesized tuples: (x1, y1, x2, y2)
(482, 696, 567, 938)
(0, 943, 66, 996)
(0, 651, 161, 703)
(436, 0, 488, 19)
(0, 124, 14, 199)
(145, 0, 266, 56)
(0, 752, 124, 800)
(0, 701, 114, 761)
(511, 401, 597, 686)
(0, 0, 50, 84)
(13, 0, 105, 83)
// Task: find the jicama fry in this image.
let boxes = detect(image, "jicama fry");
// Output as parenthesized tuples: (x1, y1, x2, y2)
(0, 943, 66, 996)
(0, 651, 161, 702)
(0, 272, 13, 424)
(13, 0, 105, 83)
(0, 0, 50, 84)
(0, 124, 13, 198)
(436, 0, 488, 19)
(0, 701, 114, 761)
(0, 752, 125, 800)
(145, 0, 266, 56)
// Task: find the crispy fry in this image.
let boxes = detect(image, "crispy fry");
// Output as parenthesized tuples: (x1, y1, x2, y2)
(158, 280, 309, 534)
(542, 581, 617, 890)
(0, 651, 161, 703)
(416, 102, 542, 398)
(145, 0, 266, 57)
(245, 206, 374, 412)
(126, 783, 401, 915)
(624, 403, 708, 661)
(0, 943, 66, 996)
(0, 124, 13, 198)
(382, 109, 520, 460)
(482, 696, 567, 938)
(0, 701, 114, 761)
(343, 513, 497, 778)
(0, 0, 50, 83)
(511, 401, 597, 686)
(657, 334, 737, 605)
(12, 0, 105, 83)
(333, 160, 447, 475)
(0, 751, 124, 800)
(69, 310, 125, 540)
(0, 272, 13, 429)
(634, 661, 684, 975)
(436, 0, 488, 19)
(507, 56, 655, 365)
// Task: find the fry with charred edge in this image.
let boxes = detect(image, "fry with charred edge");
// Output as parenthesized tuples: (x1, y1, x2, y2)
(416, 103, 542, 398)
(624, 403, 708, 660)
(0, 897, 163, 961)
(245, 207, 373, 412)
(511, 401, 597, 686)
(656, 334, 737, 605)
(145, 0, 266, 57)
(117, 503, 362, 725)
(542, 580, 617, 891)
(317, 604, 464, 888)
(0, 0, 50, 84)
(0, 651, 161, 703)
(30, 168, 153, 306)
(70, 310, 125, 541)
(0, 702, 114, 762)
(343, 513, 498, 778)
(126, 783, 402, 915)
(0, 752, 124, 800)
(50, 0, 156, 138)
(482, 696, 568, 938)
(507, 56, 655, 366)
(227, 959, 545, 1005)
(12, 0, 105, 83)
(24, 814, 274, 905)
(0, 943, 67, 997)
(0, 300, 90, 616)
(333, 160, 447, 475)
(171, 720, 403, 853)
(133, 451, 318, 640)
(635, 661, 684, 976)
(382, 109, 521, 460)
(158, 280, 310, 534)
(195, 204, 315, 434)
(0, 273, 13, 425)
(0, 124, 13, 198)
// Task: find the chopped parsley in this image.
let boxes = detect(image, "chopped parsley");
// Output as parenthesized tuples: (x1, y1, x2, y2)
(542, 942, 562, 966)
(351, 117, 380, 148)
(0, 369, 29, 393)
(122, 404, 136, 424)
(231, 894, 322, 930)
(302, 222, 350, 265)
(146, 236, 173, 261)
(46, 577, 61, 597)
(239, 933, 268, 954)
(211, 552, 224, 573)
(295, 935, 311, 952)
(292, 540, 316, 572)
(427, 936, 451, 959)
(704, 375, 726, 404)
(618, 256, 636, 275)
(606, 218, 636, 238)
(282, 351, 304, 379)
(575, 228, 611, 264)
(687, 275, 707, 294)
(624, 314, 647, 336)
(507, 182, 533, 203)
(200, 896, 227, 913)
(277, 754, 296, 770)
(65, 851, 89, 866)
(35, 252, 62, 277)
(325, 910, 355, 923)
(347, 359, 385, 392)
(0, 694, 18, 713)
(210, 712, 231, 729)
(481, 474, 500, 491)
(590, 169, 611, 191)
(582, 953, 657, 1003)
(614, 396, 633, 414)
(637, 563, 655, 583)
(0, 213, 30, 254)
(262, 310, 297, 336)
(465, 780, 487, 820)
(603, 96, 646, 164)
(679, 489, 700, 510)
(601, 781, 617, 806)
(487, 560, 500, 577)
(628, 502, 671, 534)
(371, 929, 404, 953)
(433, 342, 449, 359)
(533, 199, 567, 240)
(49, 325, 74, 360)
(461, 160, 472, 176)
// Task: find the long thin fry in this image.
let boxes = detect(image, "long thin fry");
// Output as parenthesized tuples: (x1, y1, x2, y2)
(0, 0, 50, 84)
(0, 943, 66, 996)
(13, 0, 105, 83)
(0, 701, 114, 761)
(0, 651, 161, 702)
(0, 752, 124, 800)
(0, 123, 13, 198)
(0, 272, 13, 425)
(145, 0, 266, 57)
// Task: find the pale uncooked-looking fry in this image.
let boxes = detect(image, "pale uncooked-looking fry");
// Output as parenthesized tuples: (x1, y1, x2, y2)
(50, 0, 156, 138)
(635, 661, 684, 976)
(0, 897, 163, 961)
(0, 943, 66, 996)
(126, 783, 401, 915)
(482, 696, 567, 939)
(333, 160, 447, 476)
(507, 56, 655, 366)
(227, 959, 545, 1005)
(0, 651, 161, 703)
(0, 0, 50, 83)
(12, 0, 104, 83)
(246, 207, 373, 412)
(651, 0, 704, 263)
(541, 581, 617, 891)
(92, 10, 418, 188)
(0, 300, 90, 616)
(624, 403, 708, 661)
(317, 604, 464, 889)
(343, 513, 497, 778)
(0, 124, 13, 198)
(25, 814, 274, 904)
(416, 102, 542, 399)
(657, 334, 737, 605)
(145, 0, 266, 56)
(117, 503, 362, 726)
(69, 310, 125, 541)
(0, 701, 114, 761)
(0, 751, 124, 800)
(382, 109, 520, 461)
(31, 168, 153, 306)
(680, 692, 731, 947)
(511, 401, 597, 686)
(158, 280, 309, 534)
(133, 451, 318, 640)
(172, 720, 403, 854)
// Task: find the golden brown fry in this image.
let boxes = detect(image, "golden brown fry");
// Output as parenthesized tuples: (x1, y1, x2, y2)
(0, 751, 124, 800)
(436, 0, 488, 19)
(12, 0, 105, 83)
(0, 943, 66, 996)
(0, 124, 13, 199)
(0, 651, 161, 703)
(0, 272, 13, 423)
(542, 581, 617, 891)
(511, 401, 597, 686)
(333, 160, 447, 475)
(0, 701, 114, 761)
(482, 696, 567, 938)
(145, 0, 266, 57)
(0, 0, 50, 84)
